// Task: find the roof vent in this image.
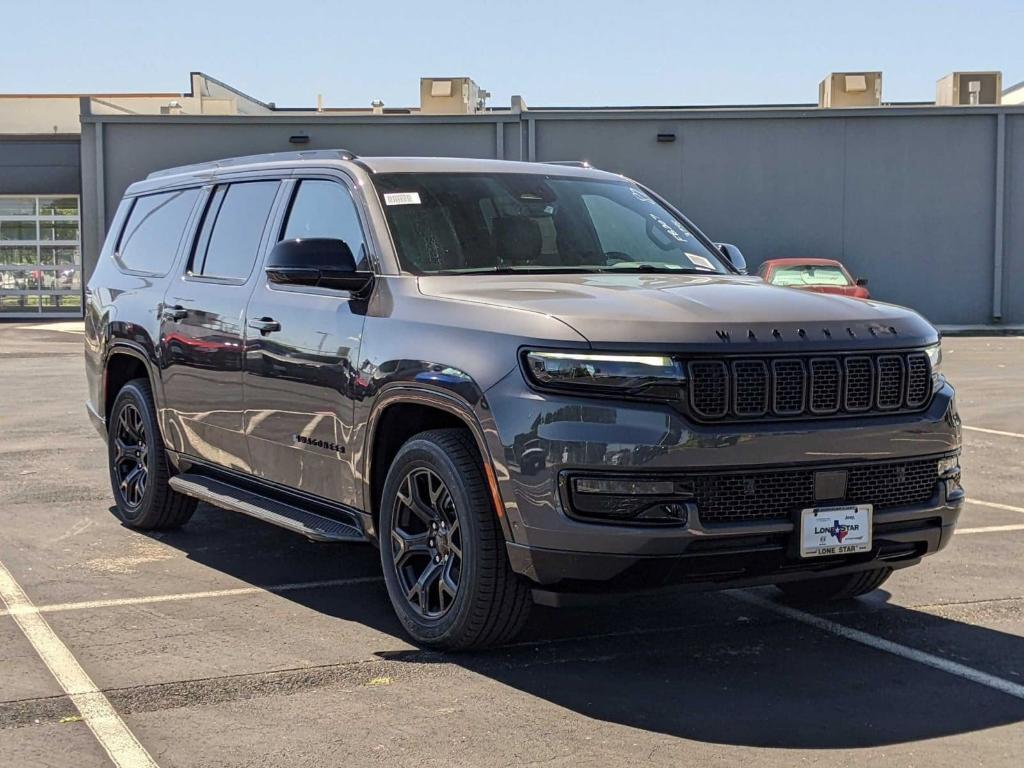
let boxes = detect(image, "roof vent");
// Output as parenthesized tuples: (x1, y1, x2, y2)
(818, 72, 882, 107)
(936, 72, 1002, 105)
(420, 77, 488, 114)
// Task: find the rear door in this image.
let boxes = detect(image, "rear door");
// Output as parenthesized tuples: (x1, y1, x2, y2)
(159, 178, 283, 473)
(242, 175, 370, 506)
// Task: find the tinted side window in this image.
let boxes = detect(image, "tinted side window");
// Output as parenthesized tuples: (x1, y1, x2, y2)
(282, 180, 367, 266)
(117, 188, 200, 275)
(193, 181, 278, 280)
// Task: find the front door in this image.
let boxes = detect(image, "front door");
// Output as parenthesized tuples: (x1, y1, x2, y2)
(159, 179, 282, 473)
(243, 177, 370, 506)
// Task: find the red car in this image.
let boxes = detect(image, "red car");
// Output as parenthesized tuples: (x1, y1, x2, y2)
(757, 258, 870, 299)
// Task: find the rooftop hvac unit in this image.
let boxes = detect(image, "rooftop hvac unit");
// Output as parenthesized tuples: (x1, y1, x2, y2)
(818, 72, 882, 108)
(419, 77, 490, 114)
(936, 72, 1002, 106)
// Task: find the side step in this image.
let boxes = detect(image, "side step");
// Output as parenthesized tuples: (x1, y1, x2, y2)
(169, 473, 367, 543)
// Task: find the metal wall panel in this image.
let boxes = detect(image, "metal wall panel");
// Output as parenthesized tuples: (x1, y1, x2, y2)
(77, 107, 1024, 325)
(840, 115, 995, 325)
(1004, 115, 1024, 325)
(0, 137, 80, 195)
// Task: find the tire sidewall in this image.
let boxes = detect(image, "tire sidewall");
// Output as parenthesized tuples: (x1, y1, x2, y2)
(108, 381, 160, 525)
(379, 438, 485, 645)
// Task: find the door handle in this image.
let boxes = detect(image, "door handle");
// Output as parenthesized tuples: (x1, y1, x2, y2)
(248, 317, 281, 335)
(162, 305, 188, 321)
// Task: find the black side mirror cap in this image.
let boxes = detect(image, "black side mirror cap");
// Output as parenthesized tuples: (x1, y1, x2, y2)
(266, 238, 374, 294)
(715, 242, 748, 274)
(855, 277, 868, 287)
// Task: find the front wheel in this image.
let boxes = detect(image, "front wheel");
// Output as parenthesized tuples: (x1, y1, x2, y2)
(107, 379, 196, 530)
(776, 567, 892, 602)
(379, 428, 531, 650)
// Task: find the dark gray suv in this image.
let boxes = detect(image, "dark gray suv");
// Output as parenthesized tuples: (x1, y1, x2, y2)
(85, 150, 963, 649)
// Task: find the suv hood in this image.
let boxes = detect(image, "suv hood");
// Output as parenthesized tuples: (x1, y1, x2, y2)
(416, 273, 937, 351)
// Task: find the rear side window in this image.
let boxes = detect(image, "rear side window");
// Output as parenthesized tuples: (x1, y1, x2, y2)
(191, 181, 279, 280)
(282, 179, 367, 266)
(116, 188, 200, 275)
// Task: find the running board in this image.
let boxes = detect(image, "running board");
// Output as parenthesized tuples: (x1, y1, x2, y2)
(169, 473, 367, 543)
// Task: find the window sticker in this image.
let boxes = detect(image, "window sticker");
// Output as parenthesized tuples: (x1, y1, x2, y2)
(685, 252, 716, 271)
(384, 192, 421, 206)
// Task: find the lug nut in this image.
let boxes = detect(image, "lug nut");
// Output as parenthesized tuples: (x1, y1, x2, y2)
(434, 555, 441, 563)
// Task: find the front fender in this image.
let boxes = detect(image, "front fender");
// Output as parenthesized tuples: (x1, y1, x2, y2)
(358, 370, 514, 543)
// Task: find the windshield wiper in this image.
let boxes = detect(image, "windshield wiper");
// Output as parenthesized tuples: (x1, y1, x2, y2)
(439, 266, 605, 275)
(601, 263, 709, 274)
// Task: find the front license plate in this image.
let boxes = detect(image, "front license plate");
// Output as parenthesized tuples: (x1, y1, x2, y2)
(799, 504, 872, 558)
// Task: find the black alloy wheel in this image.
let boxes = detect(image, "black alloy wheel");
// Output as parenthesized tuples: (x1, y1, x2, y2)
(391, 467, 463, 619)
(378, 428, 532, 649)
(113, 402, 149, 509)
(107, 378, 195, 530)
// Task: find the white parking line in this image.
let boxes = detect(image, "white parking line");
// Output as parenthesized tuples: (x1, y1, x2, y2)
(964, 425, 1024, 440)
(968, 499, 1024, 514)
(0, 559, 157, 768)
(733, 591, 1024, 701)
(0, 576, 383, 618)
(956, 524, 1024, 535)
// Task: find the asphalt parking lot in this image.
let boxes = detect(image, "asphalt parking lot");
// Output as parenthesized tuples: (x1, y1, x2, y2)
(1, 321, 1022, 767)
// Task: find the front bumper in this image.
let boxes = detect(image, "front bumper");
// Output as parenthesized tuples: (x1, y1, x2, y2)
(482, 373, 962, 589)
(508, 482, 963, 593)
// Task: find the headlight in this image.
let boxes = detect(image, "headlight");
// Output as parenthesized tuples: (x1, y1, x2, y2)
(925, 342, 942, 384)
(522, 350, 685, 397)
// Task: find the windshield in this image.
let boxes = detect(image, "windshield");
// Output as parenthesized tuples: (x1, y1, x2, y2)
(372, 172, 730, 275)
(768, 264, 851, 287)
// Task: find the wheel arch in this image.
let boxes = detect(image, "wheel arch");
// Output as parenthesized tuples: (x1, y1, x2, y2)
(103, 342, 160, 422)
(363, 385, 511, 543)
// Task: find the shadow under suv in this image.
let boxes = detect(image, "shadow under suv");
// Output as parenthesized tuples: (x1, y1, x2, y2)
(85, 150, 963, 649)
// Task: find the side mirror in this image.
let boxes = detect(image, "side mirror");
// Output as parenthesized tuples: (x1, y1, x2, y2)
(715, 242, 748, 274)
(855, 277, 868, 287)
(266, 238, 373, 294)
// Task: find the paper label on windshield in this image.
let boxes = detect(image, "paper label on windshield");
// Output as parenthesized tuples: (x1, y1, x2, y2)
(685, 252, 715, 271)
(384, 192, 421, 206)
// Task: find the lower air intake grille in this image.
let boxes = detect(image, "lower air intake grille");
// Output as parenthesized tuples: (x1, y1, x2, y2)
(691, 457, 940, 523)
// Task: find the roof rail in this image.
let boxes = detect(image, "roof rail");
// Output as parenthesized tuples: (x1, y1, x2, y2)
(541, 160, 594, 169)
(147, 148, 358, 180)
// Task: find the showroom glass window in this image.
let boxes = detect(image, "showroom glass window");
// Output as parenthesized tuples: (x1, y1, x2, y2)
(0, 196, 81, 315)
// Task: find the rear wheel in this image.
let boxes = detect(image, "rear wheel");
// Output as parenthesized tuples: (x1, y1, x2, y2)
(379, 428, 531, 650)
(108, 378, 195, 530)
(776, 567, 892, 601)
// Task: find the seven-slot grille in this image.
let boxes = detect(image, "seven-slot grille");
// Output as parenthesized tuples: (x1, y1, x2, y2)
(690, 457, 941, 523)
(687, 351, 932, 421)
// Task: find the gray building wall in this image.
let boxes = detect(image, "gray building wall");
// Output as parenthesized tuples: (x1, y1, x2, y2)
(80, 105, 1024, 325)
(0, 136, 81, 195)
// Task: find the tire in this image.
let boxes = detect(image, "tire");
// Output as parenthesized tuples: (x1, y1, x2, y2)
(107, 378, 196, 530)
(776, 567, 892, 602)
(379, 428, 531, 650)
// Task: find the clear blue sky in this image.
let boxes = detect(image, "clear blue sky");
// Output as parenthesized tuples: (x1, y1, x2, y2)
(2, 0, 1020, 108)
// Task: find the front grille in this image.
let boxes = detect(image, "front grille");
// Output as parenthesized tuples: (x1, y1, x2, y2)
(690, 457, 940, 523)
(687, 351, 932, 422)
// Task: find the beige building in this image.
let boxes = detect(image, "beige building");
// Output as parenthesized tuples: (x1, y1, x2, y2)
(1005, 80, 1024, 105)
(0, 72, 274, 135)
